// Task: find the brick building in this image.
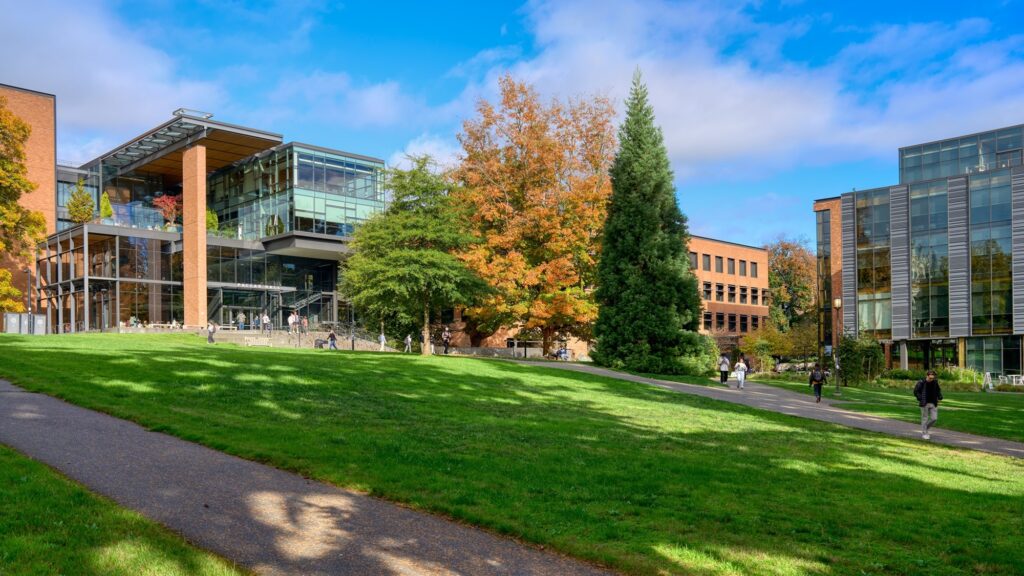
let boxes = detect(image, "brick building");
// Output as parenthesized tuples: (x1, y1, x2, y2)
(687, 235, 770, 350)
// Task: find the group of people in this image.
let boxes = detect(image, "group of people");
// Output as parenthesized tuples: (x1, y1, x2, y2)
(717, 354, 751, 389)
(233, 312, 274, 333)
(286, 312, 309, 334)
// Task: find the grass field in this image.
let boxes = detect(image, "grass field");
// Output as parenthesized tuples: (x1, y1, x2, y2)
(1, 333, 1022, 576)
(750, 374, 1024, 443)
(0, 444, 246, 576)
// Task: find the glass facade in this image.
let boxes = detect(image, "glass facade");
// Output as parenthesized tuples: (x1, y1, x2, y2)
(909, 180, 949, 337)
(901, 125, 1024, 184)
(816, 209, 833, 347)
(208, 144, 385, 240)
(855, 188, 891, 338)
(967, 336, 1021, 376)
(969, 170, 1013, 335)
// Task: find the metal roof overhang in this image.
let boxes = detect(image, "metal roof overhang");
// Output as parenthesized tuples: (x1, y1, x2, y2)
(262, 231, 352, 260)
(85, 112, 283, 179)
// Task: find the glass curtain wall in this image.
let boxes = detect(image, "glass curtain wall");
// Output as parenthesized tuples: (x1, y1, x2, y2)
(909, 180, 949, 337)
(967, 336, 1021, 375)
(901, 127, 1023, 184)
(969, 169, 1013, 335)
(856, 189, 892, 338)
(816, 210, 833, 348)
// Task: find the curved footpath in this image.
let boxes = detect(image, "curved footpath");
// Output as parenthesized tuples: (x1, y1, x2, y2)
(0, 380, 612, 576)
(509, 361, 1024, 459)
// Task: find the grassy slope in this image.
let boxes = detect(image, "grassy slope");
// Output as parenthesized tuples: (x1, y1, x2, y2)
(0, 333, 1021, 576)
(750, 375, 1024, 443)
(0, 444, 246, 576)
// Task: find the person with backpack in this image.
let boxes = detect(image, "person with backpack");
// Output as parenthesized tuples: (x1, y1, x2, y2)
(913, 369, 943, 440)
(734, 357, 748, 390)
(206, 321, 217, 344)
(718, 354, 731, 385)
(809, 363, 827, 403)
(442, 326, 452, 355)
(327, 329, 338, 350)
(404, 334, 412, 353)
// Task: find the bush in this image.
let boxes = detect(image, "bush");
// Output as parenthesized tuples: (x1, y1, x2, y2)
(881, 367, 983, 385)
(836, 333, 884, 386)
(995, 384, 1024, 393)
(677, 333, 720, 377)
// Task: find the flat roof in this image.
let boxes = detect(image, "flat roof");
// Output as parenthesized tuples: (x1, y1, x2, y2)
(0, 83, 56, 99)
(290, 142, 385, 165)
(690, 235, 766, 252)
(898, 122, 1024, 152)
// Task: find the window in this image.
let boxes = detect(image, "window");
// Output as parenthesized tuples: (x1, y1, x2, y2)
(715, 256, 723, 273)
(750, 262, 758, 278)
(727, 258, 735, 274)
(740, 260, 747, 276)
(740, 315, 748, 333)
(728, 285, 736, 303)
(703, 312, 712, 331)
(728, 314, 737, 332)
(715, 312, 725, 330)
(703, 282, 712, 300)
(910, 179, 949, 338)
(689, 252, 698, 270)
(703, 254, 711, 271)
(716, 283, 724, 302)
(970, 170, 1013, 335)
(740, 286, 748, 304)
(752, 316, 759, 330)
(751, 288, 759, 306)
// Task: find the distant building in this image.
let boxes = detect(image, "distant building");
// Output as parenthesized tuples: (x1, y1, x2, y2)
(815, 124, 1024, 375)
(688, 235, 770, 349)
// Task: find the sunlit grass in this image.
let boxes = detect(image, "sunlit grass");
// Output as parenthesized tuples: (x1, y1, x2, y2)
(0, 444, 246, 576)
(1, 333, 1022, 575)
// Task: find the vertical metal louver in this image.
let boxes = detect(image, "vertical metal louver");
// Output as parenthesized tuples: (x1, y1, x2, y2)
(1012, 167, 1024, 334)
(841, 193, 857, 337)
(890, 185, 910, 340)
(947, 177, 970, 337)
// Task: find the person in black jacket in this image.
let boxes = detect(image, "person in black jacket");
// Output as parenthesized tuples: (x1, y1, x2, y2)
(913, 369, 943, 440)
(808, 363, 827, 403)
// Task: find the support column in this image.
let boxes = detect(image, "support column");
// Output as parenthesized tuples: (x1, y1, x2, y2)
(900, 341, 909, 370)
(183, 144, 208, 327)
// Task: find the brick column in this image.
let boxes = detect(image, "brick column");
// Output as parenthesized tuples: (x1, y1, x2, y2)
(183, 144, 207, 327)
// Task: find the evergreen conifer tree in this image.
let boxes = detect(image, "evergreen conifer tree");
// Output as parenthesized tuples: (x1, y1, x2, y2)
(66, 179, 95, 224)
(99, 191, 114, 219)
(592, 71, 701, 373)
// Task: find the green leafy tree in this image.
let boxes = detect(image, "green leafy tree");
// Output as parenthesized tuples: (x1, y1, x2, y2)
(836, 333, 884, 386)
(592, 71, 701, 374)
(340, 156, 488, 355)
(99, 191, 113, 219)
(66, 179, 95, 224)
(0, 268, 24, 313)
(206, 208, 219, 232)
(766, 235, 815, 330)
(0, 95, 46, 261)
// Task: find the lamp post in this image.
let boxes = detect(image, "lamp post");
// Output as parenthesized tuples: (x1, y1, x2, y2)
(22, 267, 32, 334)
(100, 288, 109, 333)
(832, 298, 843, 396)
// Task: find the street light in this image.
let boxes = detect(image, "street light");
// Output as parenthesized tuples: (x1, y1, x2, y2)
(100, 288, 109, 333)
(22, 268, 32, 335)
(832, 298, 843, 396)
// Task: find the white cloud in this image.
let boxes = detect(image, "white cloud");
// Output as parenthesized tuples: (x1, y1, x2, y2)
(387, 134, 462, 170)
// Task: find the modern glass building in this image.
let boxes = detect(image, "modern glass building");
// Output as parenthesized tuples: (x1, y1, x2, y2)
(37, 110, 385, 333)
(814, 124, 1024, 375)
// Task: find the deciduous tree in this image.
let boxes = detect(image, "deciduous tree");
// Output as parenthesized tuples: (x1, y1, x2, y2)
(592, 71, 702, 373)
(341, 156, 488, 355)
(766, 235, 815, 330)
(454, 75, 616, 354)
(153, 194, 182, 226)
(0, 268, 24, 314)
(0, 96, 45, 261)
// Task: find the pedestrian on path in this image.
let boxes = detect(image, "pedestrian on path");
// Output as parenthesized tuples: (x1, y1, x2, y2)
(379, 332, 387, 352)
(327, 329, 338, 350)
(262, 313, 271, 333)
(404, 334, 412, 353)
(288, 312, 297, 334)
(718, 354, 731, 385)
(237, 311, 246, 331)
(206, 322, 217, 344)
(914, 369, 943, 440)
(809, 363, 827, 403)
(734, 358, 748, 390)
(442, 327, 452, 355)
(301, 316, 309, 334)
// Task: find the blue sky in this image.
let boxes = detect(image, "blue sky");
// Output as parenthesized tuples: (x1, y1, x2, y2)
(3, 0, 1024, 246)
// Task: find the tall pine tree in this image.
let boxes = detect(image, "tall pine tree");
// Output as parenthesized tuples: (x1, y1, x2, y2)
(593, 71, 701, 374)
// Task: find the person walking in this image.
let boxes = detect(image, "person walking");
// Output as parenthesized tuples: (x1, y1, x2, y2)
(378, 332, 387, 352)
(404, 334, 412, 353)
(287, 312, 297, 334)
(263, 313, 271, 333)
(442, 326, 452, 355)
(808, 363, 827, 403)
(327, 329, 338, 350)
(734, 357, 748, 390)
(301, 316, 309, 334)
(206, 321, 217, 344)
(718, 354, 731, 385)
(236, 311, 246, 331)
(914, 369, 943, 440)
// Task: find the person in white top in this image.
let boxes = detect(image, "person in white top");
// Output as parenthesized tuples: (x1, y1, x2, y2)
(378, 332, 387, 352)
(734, 358, 748, 390)
(287, 312, 297, 334)
(404, 334, 412, 353)
(718, 354, 731, 385)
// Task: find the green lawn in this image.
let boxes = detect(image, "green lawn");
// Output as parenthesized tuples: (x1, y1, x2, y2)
(1, 333, 1022, 576)
(750, 374, 1024, 443)
(0, 444, 246, 576)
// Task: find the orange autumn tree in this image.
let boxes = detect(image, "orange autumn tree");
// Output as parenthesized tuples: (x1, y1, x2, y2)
(454, 76, 616, 354)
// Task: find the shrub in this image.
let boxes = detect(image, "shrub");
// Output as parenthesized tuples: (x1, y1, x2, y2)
(836, 333, 884, 385)
(99, 191, 113, 219)
(677, 333, 720, 377)
(995, 384, 1024, 393)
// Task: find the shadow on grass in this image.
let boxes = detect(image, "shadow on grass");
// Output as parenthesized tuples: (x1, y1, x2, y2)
(0, 333, 1023, 576)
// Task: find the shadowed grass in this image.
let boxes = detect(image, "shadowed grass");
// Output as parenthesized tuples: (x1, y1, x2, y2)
(0, 444, 247, 576)
(0, 333, 1022, 576)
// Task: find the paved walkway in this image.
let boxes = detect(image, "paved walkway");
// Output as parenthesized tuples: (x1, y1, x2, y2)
(0, 380, 612, 576)
(510, 362, 1024, 459)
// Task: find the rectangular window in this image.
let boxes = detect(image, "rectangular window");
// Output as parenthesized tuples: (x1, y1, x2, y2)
(751, 288, 759, 306)
(728, 258, 735, 274)
(728, 314, 737, 332)
(740, 286, 748, 304)
(751, 262, 758, 278)
(703, 282, 712, 300)
(728, 285, 736, 303)
(740, 315, 748, 333)
(752, 316, 759, 330)
(703, 312, 712, 331)
(715, 312, 725, 330)
(716, 284, 724, 302)
(703, 254, 711, 271)
(689, 252, 698, 270)
(740, 260, 747, 276)
(715, 256, 723, 273)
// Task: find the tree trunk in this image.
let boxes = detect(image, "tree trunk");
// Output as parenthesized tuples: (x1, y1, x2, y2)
(542, 327, 554, 356)
(421, 300, 431, 356)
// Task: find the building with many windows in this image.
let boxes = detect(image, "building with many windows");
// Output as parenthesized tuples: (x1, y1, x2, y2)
(815, 124, 1024, 375)
(687, 236, 770, 349)
(4, 82, 386, 333)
